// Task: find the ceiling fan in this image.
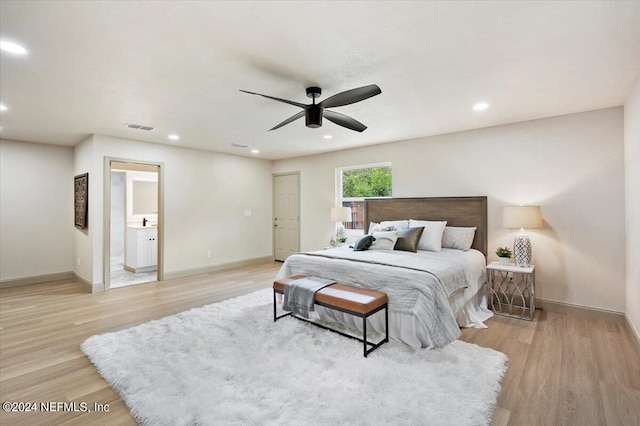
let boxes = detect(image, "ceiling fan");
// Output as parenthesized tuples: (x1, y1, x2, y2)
(239, 84, 381, 132)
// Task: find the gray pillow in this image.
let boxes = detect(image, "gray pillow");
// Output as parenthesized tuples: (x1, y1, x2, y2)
(394, 227, 424, 252)
(353, 235, 376, 251)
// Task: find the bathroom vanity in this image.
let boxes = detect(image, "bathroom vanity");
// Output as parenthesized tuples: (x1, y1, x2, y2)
(125, 226, 157, 273)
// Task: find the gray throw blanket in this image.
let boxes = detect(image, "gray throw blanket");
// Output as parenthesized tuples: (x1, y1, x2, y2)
(282, 276, 335, 319)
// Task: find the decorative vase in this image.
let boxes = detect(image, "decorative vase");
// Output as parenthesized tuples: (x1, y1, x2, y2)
(498, 257, 509, 266)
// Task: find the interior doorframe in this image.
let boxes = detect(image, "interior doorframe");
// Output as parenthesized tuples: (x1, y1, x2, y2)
(103, 156, 165, 291)
(272, 171, 301, 261)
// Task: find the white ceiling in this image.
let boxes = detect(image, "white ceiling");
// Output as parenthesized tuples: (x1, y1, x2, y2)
(1, 1, 639, 160)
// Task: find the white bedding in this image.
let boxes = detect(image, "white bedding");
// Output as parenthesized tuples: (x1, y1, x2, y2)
(275, 246, 492, 348)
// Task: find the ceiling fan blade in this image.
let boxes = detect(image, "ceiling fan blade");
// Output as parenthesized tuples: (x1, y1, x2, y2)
(318, 85, 381, 109)
(323, 110, 368, 132)
(239, 90, 307, 109)
(269, 111, 305, 131)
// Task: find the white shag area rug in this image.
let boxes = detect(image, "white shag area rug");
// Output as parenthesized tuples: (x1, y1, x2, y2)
(82, 289, 507, 426)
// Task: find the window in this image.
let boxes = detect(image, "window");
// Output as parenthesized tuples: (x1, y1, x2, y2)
(336, 163, 392, 232)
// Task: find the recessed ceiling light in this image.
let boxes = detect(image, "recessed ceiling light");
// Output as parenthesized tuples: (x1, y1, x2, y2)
(168, 134, 180, 141)
(0, 40, 28, 55)
(251, 149, 260, 154)
(323, 135, 333, 139)
(472, 102, 489, 111)
(0, 104, 7, 112)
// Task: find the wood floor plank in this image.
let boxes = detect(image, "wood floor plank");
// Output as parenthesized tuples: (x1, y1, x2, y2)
(600, 380, 640, 425)
(555, 315, 605, 425)
(2, 262, 639, 425)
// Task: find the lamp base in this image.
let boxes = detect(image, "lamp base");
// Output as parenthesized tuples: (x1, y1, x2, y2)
(513, 234, 532, 267)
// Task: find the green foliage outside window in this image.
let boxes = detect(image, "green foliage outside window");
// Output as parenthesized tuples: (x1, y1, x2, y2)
(342, 167, 391, 198)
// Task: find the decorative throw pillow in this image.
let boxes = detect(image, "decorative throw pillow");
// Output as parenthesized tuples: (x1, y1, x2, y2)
(379, 220, 409, 230)
(353, 235, 376, 251)
(367, 222, 396, 235)
(408, 219, 447, 252)
(394, 227, 425, 252)
(442, 226, 476, 251)
(370, 231, 398, 250)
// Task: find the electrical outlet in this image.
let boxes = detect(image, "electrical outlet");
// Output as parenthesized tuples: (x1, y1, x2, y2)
(77, 257, 81, 267)
(206, 250, 212, 258)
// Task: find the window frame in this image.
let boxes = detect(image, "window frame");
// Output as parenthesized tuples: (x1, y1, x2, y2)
(335, 162, 392, 236)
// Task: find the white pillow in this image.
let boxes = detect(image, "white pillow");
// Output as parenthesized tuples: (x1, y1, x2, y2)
(408, 219, 447, 252)
(370, 231, 398, 250)
(379, 220, 409, 230)
(367, 222, 396, 235)
(442, 226, 476, 251)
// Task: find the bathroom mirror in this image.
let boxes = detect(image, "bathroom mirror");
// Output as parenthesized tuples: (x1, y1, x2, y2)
(132, 180, 158, 214)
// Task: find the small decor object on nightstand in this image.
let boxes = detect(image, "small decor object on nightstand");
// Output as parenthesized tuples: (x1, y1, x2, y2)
(503, 205, 542, 267)
(495, 247, 512, 266)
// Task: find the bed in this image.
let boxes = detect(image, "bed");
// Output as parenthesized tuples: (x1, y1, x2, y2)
(276, 196, 492, 348)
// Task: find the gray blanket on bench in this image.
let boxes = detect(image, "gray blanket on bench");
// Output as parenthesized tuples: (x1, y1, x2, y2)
(282, 276, 335, 319)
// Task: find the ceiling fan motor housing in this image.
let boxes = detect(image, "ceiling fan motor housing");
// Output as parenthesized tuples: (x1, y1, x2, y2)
(306, 105, 323, 128)
(306, 86, 322, 99)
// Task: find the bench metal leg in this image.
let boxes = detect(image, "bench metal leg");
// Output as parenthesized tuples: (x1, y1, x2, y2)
(363, 313, 368, 357)
(273, 289, 292, 322)
(363, 304, 388, 357)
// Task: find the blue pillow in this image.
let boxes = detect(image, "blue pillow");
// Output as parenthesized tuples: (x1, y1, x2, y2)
(353, 235, 376, 251)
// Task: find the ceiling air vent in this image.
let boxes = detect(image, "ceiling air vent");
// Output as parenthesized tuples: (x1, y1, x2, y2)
(125, 123, 155, 131)
(231, 143, 249, 148)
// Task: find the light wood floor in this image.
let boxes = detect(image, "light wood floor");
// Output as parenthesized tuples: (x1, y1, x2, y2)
(1, 262, 639, 425)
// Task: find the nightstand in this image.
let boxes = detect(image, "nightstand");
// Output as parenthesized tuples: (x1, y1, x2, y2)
(486, 262, 535, 321)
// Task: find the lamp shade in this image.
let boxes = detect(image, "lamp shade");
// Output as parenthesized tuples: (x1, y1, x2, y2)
(503, 206, 542, 229)
(331, 206, 352, 222)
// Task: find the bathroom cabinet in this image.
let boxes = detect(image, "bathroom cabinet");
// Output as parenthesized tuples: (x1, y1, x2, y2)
(125, 227, 157, 273)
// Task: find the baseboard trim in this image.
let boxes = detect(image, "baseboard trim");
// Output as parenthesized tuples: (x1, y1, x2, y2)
(625, 314, 640, 354)
(536, 298, 625, 324)
(71, 272, 104, 293)
(163, 256, 274, 281)
(0, 271, 75, 289)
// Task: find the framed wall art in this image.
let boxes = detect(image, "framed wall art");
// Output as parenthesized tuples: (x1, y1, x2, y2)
(74, 173, 89, 229)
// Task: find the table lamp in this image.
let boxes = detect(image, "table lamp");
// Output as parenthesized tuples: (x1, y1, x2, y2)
(503, 205, 542, 267)
(331, 206, 352, 240)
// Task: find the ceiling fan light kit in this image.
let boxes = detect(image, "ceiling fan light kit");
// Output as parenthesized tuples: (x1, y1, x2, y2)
(240, 84, 381, 132)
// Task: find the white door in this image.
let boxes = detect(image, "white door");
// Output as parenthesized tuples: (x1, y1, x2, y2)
(273, 173, 300, 261)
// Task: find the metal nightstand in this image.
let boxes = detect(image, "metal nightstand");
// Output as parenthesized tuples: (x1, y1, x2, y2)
(486, 262, 535, 321)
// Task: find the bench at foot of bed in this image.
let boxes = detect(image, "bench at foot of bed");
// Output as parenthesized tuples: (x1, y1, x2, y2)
(273, 275, 389, 357)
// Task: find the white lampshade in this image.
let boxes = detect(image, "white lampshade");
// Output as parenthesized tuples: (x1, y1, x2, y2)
(503, 206, 542, 229)
(330, 206, 352, 222)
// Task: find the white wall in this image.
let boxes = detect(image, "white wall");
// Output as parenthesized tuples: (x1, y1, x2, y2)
(0, 140, 74, 281)
(273, 108, 626, 313)
(74, 135, 273, 285)
(624, 78, 640, 339)
(73, 135, 96, 283)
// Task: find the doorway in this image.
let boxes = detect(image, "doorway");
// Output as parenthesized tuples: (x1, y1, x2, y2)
(273, 172, 300, 261)
(105, 159, 163, 290)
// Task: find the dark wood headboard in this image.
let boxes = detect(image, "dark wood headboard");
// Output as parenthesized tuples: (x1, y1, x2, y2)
(364, 196, 488, 256)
